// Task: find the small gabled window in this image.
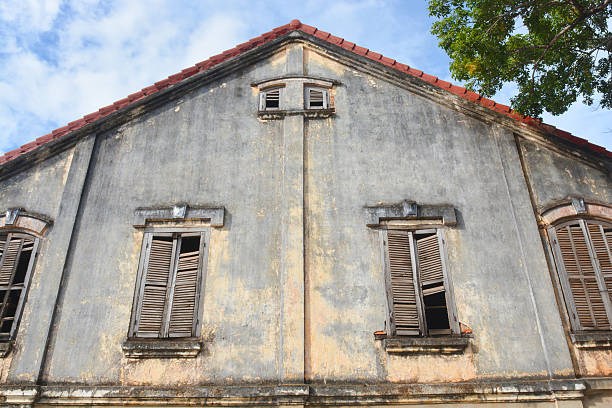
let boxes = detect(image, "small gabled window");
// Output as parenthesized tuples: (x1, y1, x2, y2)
(305, 87, 329, 109)
(259, 87, 282, 111)
(130, 231, 206, 339)
(549, 219, 612, 331)
(382, 228, 459, 336)
(0, 232, 39, 341)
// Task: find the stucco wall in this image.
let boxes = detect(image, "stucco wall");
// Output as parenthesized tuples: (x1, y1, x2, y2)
(0, 38, 609, 399)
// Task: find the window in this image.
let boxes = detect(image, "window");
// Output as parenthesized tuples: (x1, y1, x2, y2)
(0, 232, 39, 341)
(259, 87, 281, 111)
(130, 231, 206, 339)
(305, 86, 329, 109)
(382, 228, 459, 336)
(549, 219, 612, 331)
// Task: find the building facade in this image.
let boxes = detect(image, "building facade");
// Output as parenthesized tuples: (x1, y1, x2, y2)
(0, 20, 610, 407)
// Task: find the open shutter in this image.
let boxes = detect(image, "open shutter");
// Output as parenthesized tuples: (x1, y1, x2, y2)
(168, 235, 202, 337)
(587, 222, 612, 308)
(135, 236, 175, 337)
(0, 236, 22, 286)
(386, 230, 422, 335)
(554, 223, 610, 329)
(416, 234, 444, 294)
(416, 232, 452, 334)
(0, 234, 36, 339)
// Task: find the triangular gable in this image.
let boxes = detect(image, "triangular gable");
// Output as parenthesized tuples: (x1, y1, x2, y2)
(1, 19, 610, 167)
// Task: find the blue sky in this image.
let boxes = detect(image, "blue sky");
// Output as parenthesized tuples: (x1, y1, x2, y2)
(0, 0, 610, 154)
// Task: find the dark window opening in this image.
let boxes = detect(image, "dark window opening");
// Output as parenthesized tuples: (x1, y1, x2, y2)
(264, 89, 280, 110)
(309, 89, 324, 107)
(422, 290, 450, 332)
(13, 244, 32, 285)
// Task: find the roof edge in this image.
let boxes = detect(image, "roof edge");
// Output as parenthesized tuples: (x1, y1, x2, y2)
(1, 19, 609, 167)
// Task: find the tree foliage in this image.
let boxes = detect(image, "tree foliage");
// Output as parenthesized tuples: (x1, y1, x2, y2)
(428, 0, 612, 117)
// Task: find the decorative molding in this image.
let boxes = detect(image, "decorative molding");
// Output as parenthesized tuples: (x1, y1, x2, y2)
(0, 208, 53, 236)
(381, 336, 469, 354)
(257, 108, 335, 120)
(364, 200, 457, 227)
(133, 205, 225, 228)
(570, 331, 612, 349)
(122, 339, 202, 359)
(0, 379, 589, 406)
(251, 75, 339, 88)
(540, 198, 612, 226)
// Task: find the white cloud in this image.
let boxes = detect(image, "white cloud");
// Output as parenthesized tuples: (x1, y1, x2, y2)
(0, 0, 62, 31)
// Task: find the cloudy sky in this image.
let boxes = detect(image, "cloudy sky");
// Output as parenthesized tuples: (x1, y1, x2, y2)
(0, 0, 610, 154)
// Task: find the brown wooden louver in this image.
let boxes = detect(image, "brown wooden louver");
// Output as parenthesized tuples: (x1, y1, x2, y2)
(134, 233, 203, 338)
(136, 237, 174, 337)
(0, 233, 36, 339)
(416, 234, 445, 295)
(552, 220, 612, 330)
(386, 230, 421, 335)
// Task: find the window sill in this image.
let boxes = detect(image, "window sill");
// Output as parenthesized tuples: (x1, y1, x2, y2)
(257, 108, 335, 120)
(0, 341, 12, 357)
(122, 339, 202, 358)
(570, 332, 612, 349)
(376, 334, 469, 354)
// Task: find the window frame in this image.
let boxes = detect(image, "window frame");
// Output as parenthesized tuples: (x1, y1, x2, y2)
(128, 227, 210, 340)
(548, 217, 612, 332)
(259, 86, 283, 111)
(304, 86, 329, 110)
(380, 227, 460, 337)
(0, 230, 40, 342)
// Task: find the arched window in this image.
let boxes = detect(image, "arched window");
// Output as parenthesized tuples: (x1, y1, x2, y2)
(0, 208, 50, 345)
(0, 232, 39, 341)
(549, 218, 612, 331)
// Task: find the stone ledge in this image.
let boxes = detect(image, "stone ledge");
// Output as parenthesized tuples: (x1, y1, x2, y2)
(257, 108, 335, 120)
(0, 341, 12, 358)
(570, 331, 612, 349)
(382, 336, 469, 354)
(122, 339, 202, 358)
(0, 379, 587, 406)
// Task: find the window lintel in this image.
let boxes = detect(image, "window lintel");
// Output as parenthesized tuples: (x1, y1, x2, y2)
(540, 198, 612, 226)
(365, 200, 457, 227)
(133, 205, 225, 228)
(0, 208, 52, 236)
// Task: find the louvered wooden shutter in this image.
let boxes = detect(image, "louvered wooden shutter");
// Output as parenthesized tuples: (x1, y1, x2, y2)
(553, 223, 610, 329)
(135, 236, 175, 337)
(416, 234, 444, 295)
(0, 233, 37, 339)
(587, 222, 612, 310)
(386, 231, 422, 335)
(0, 236, 21, 286)
(168, 240, 201, 337)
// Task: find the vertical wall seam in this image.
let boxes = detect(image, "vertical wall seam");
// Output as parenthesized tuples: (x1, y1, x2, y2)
(513, 134, 582, 377)
(36, 133, 98, 385)
(492, 126, 554, 379)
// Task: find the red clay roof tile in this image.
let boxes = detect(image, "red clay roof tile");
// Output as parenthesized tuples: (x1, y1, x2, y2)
(1, 19, 609, 166)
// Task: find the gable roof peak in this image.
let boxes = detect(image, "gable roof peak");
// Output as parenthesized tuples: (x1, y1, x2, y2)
(1, 20, 609, 167)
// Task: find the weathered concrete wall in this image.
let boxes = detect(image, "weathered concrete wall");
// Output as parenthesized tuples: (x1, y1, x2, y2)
(518, 139, 611, 209)
(41, 49, 288, 384)
(302, 46, 573, 382)
(0, 37, 609, 404)
(518, 139, 612, 377)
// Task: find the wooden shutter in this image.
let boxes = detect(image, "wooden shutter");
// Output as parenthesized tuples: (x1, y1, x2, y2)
(265, 89, 280, 110)
(386, 230, 422, 335)
(135, 236, 175, 337)
(168, 237, 202, 337)
(0, 233, 37, 339)
(416, 234, 444, 295)
(553, 223, 610, 329)
(587, 222, 612, 308)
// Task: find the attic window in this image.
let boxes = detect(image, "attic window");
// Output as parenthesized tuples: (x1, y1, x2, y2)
(305, 87, 329, 109)
(260, 87, 282, 111)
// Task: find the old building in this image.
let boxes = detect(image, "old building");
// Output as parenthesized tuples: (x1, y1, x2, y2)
(0, 20, 610, 407)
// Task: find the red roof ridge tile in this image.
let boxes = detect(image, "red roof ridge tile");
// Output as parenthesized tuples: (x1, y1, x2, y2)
(1, 19, 609, 166)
